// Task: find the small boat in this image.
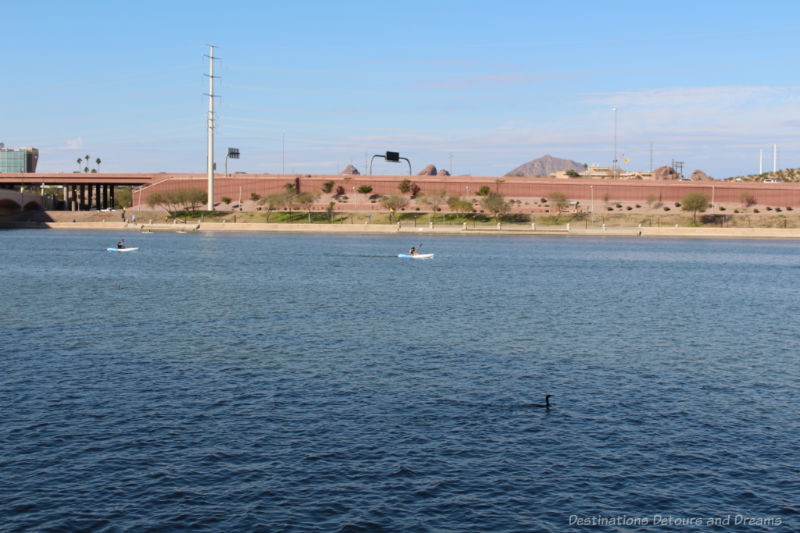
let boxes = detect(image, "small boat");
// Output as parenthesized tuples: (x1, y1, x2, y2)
(398, 253, 434, 259)
(107, 247, 138, 252)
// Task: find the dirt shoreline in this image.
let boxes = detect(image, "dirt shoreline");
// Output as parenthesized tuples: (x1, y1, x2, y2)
(6, 219, 800, 239)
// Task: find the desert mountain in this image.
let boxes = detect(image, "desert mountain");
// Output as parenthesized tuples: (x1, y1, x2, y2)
(506, 154, 585, 177)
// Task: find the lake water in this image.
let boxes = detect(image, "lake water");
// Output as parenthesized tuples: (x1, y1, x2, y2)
(1, 230, 798, 532)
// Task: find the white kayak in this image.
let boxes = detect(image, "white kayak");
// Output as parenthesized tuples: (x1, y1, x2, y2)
(398, 253, 434, 259)
(107, 247, 138, 252)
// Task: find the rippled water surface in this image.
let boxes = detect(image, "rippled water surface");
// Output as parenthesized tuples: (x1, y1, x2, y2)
(1, 230, 798, 532)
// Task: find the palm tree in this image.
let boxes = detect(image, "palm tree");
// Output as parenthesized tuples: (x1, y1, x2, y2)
(95, 158, 101, 173)
(84, 155, 90, 173)
(77, 158, 82, 172)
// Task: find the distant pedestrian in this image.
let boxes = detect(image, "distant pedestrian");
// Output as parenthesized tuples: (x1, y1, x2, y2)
(121, 208, 126, 221)
(131, 213, 136, 224)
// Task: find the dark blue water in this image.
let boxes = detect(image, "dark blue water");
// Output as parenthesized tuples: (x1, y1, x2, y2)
(1, 230, 798, 532)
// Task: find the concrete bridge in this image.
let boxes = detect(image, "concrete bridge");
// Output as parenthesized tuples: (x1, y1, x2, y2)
(0, 187, 56, 211)
(0, 173, 154, 211)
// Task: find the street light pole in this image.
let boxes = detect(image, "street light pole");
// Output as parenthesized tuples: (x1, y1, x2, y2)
(613, 107, 618, 180)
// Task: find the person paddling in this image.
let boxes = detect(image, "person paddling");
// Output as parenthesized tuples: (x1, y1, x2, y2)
(117, 238, 125, 249)
(408, 246, 416, 256)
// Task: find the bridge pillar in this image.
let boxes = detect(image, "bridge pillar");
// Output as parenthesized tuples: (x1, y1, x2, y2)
(95, 184, 101, 210)
(102, 184, 109, 209)
(110, 186, 115, 209)
(79, 185, 85, 211)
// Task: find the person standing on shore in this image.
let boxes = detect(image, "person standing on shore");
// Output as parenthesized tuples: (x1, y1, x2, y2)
(121, 208, 126, 221)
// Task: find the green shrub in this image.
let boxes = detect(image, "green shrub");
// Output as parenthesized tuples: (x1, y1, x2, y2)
(787, 206, 794, 211)
(754, 208, 760, 213)
(664, 206, 671, 211)
(222, 196, 232, 205)
(626, 206, 632, 211)
(674, 202, 681, 207)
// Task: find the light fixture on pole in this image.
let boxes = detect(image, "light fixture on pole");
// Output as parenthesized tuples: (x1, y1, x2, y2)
(369, 151, 412, 175)
(225, 147, 239, 177)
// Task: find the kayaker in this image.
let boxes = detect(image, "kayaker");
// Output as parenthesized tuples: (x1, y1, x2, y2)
(117, 239, 125, 249)
(408, 246, 416, 255)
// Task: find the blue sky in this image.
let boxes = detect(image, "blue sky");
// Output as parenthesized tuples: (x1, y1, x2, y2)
(4, 0, 800, 178)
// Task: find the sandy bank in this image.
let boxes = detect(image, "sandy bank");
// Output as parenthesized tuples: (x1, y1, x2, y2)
(6, 219, 800, 239)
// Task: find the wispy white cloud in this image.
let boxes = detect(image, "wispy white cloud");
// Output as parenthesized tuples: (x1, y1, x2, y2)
(62, 137, 83, 150)
(415, 72, 580, 91)
(583, 85, 800, 135)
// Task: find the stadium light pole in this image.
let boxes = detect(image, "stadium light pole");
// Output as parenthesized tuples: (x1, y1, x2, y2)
(225, 147, 239, 177)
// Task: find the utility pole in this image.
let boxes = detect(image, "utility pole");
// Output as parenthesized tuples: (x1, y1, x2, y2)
(205, 45, 219, 211)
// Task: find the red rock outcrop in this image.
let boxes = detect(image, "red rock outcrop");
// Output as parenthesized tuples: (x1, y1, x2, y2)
(417, 164, 437, 176)
(341, 165, 360, 175)
(691, 170, 712, 181)
(654, 166, 680, 180)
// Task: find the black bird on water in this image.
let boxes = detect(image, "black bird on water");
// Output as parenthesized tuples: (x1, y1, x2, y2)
(528, 395, 552, 409)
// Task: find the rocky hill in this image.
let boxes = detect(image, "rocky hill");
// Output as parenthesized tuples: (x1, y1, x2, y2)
(417, 164, 438, 176)
(506, 154, 585, 177)
(341, 164, 360, 175)
(725, 168, 800, 182)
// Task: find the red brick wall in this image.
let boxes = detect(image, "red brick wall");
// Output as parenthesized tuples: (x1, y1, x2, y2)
(137, 174, 800, 210)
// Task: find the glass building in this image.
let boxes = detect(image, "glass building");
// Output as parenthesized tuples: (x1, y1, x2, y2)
(0, 144, 39, 173)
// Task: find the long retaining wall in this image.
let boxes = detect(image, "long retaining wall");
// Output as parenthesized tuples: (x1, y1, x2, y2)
(137, 174, 800, 210)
